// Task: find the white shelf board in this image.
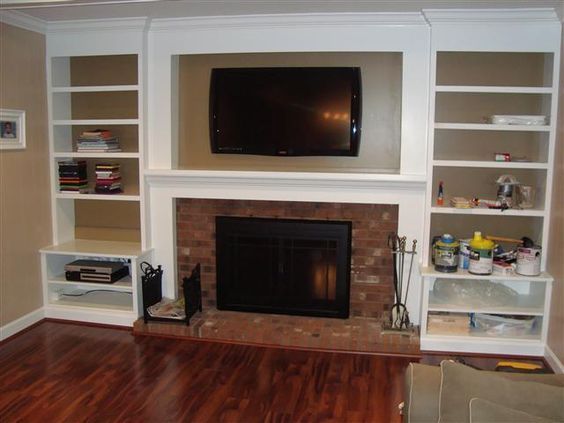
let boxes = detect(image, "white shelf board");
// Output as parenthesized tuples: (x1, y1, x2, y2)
(51, 85, 139, 93)
(54, 151, 139, 159)
(433, 160, 548, 169)
(41, 239, 145, 258)
(435, 85, 553, 94)
(421, 266, 553, 282)
(50, 290, 133, 312)
(48, 275, 133, 292)
(430, 206, 546, 217)
(434, 123, 550, 132)
(55, 191, 140, 201)
(428, 292, 544, 316)
(53, 119, 139, 126)
(420, 335, 545, 356)
(423, 330, 542, 343)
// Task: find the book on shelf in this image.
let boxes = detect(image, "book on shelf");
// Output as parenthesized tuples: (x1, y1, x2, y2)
(58, 160, 89, 194)
(95, 162, 122, 194)
(80, 129, 113, 138)
(76, 129, 121, 153)
(95, 171, 121, 179)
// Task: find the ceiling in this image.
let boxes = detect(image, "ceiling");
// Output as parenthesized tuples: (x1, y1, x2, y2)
(1, 0, 563, 22)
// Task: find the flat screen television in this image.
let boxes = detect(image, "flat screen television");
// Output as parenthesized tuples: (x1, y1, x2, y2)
(209, 67, 361, 157)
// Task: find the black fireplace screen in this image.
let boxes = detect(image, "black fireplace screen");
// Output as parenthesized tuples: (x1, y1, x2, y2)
(216, 216, 351, 318)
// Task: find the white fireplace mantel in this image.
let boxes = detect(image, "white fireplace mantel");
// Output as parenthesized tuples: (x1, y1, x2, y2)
(145, 169, 427, 323)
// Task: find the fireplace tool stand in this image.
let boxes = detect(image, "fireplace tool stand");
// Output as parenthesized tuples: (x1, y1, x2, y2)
(382, 233, 417, 335)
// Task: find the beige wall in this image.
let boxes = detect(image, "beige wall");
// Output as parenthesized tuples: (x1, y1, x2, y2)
(178, 52, 402, 173)
(0, 23, 51, 327)
(547, 26, 564, 366)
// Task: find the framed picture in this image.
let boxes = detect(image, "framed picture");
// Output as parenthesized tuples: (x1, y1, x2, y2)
(0, 109, 26, 150)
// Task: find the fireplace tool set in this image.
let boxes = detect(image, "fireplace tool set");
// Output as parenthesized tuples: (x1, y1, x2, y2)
(385, 233, 417, 333)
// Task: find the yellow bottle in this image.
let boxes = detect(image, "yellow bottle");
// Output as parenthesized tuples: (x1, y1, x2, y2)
(468, 231, 495, 275)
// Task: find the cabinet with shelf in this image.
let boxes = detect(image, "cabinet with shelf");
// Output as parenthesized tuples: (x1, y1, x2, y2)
(421, 11, 559, 355)
(43, 21, 148, 325)
(40, 240, 152, 326)
(420, 270, 552, 355)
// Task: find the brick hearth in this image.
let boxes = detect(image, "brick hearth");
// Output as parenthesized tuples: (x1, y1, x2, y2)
(176, 199, 398, 321)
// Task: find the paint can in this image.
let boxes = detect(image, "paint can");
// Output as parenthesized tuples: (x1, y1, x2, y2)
(468, 231, 495, 275)
(433, 234, 459, 273)
(458, 239, 471, 270)
(516, 246, 542, 276)
(431, 235, 441, 264)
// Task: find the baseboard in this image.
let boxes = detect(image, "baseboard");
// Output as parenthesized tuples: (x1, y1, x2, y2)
(0, 308, 45, 342)
(545, 345, 564, 374)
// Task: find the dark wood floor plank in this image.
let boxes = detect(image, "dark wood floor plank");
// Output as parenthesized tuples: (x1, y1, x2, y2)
(0, 322, 414, 423)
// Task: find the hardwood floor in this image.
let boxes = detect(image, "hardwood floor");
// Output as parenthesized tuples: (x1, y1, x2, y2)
(0, 322, 413, 422)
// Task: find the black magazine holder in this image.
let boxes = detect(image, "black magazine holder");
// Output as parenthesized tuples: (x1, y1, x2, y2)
(141, 262, 202, 326)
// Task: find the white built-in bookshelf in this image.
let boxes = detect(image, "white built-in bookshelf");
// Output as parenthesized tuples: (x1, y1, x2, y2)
(42, 23, 151, 326)
(420, 9, 560, 356)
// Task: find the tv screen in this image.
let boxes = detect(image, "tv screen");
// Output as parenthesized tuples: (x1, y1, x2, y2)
(209, 67, 361, 156)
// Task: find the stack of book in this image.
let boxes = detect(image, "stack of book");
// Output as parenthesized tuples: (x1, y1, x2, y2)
(58, 160, 88, 193)
(77, 129, 121, 152)
(95, 163, 122, 194)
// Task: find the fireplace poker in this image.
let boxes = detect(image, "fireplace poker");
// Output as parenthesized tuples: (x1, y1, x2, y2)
(401, 239, 417, 328)
(386, 234, 417, 331)
(387, 234, 400, 304)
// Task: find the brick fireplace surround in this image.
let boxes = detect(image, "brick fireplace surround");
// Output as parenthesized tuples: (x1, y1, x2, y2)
(138, 198, 420, 354)
(177, 199, 398, 319)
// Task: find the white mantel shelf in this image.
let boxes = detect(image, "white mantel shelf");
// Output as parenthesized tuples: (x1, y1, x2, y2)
(145, 169, 427, 190)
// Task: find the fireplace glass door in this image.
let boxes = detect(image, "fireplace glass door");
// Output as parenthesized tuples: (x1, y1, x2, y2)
(216, 216, 351, 318)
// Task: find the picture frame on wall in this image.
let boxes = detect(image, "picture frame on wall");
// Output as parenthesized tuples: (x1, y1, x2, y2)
(0, 109, 26, 150)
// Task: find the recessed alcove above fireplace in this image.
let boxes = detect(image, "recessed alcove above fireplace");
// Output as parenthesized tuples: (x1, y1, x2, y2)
(177, 52, 403, 174)
(176, 198, 398, 321)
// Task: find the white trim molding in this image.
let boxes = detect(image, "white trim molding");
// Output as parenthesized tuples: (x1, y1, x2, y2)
(46, 17, 148, 56)
(47, 16, 149, 33)
(0, 308, 44, 341)
(545, 345, 564, 374)
(423, 8, 560, 24)
(0, 9, 47, 33)
(150, 12, 428, 32)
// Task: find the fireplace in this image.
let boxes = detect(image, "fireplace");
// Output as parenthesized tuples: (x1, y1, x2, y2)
(216, 216, 351, 318)
(176, 199, 397, 321)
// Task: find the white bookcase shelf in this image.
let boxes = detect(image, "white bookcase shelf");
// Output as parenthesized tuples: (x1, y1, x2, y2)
(51, 85, 139, 93)
(432, 160, 549, 169)
(421, 12, 559, 356)
(429, 207, 546, 217)
(420, 267, 553, 282)
(434, 123, 550, 132)
(435, 85, 553, 94)
(41, 239, 145, 257)
(55, 191, 140, 201)
(53, 119, 140, 126)
(43, 43, 148, 326)
(48, 274, 134, 292)
(53, 152, 140, 159)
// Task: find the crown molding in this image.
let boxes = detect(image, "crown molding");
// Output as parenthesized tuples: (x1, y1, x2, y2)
(47, 16, 149, 33)
(423, 8, 560, 24)
(0, 10, 47, 33)
(149, 12, 428, 32)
